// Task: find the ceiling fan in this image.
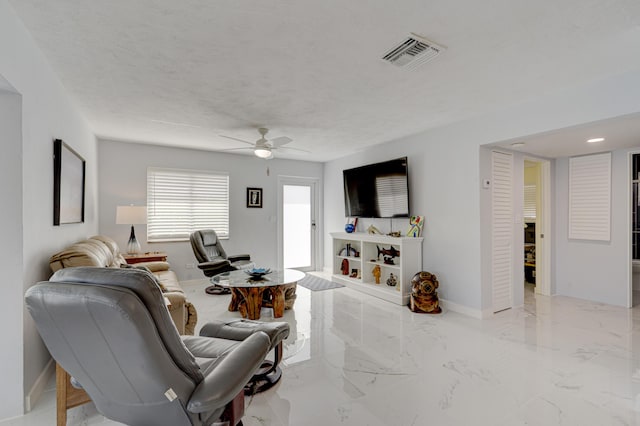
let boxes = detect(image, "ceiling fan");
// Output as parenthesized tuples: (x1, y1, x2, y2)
(219, 128, 309, 159)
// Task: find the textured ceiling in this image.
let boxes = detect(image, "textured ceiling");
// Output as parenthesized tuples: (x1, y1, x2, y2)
(8, 0, 640, 161)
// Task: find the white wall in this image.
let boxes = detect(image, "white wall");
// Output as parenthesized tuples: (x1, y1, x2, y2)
(555, 148, 638, 307)
(524, 164, 538, 185)
(325, 68, 640, 316)
(325, 135, 483, 311)
(97, 139, 323, 281)
(0, 87, 24, 420)
(0, 2, 98, 418)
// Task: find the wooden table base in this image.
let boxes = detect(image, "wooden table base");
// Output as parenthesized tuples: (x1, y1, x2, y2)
(228, 283, 297, 320)
(233, 287, 266, 319)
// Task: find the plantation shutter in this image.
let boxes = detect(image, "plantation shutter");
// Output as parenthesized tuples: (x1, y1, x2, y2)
(147, 167, 229, 242)
(568, 153, 611, 241)
(523, 185, 536, 221)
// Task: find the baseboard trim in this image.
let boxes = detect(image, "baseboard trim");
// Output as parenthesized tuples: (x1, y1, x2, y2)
(439, 299, 493, 319)
(25, 357, 54, 412)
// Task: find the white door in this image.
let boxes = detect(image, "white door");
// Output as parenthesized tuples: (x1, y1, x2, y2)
(278, 177, 318, 271)
(492, 151, 513, 312)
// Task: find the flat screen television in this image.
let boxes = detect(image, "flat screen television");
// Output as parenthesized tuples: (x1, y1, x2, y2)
(343, 157, 409, 218)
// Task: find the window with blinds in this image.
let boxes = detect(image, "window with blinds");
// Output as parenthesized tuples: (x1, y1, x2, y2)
(523, 185, 536, 221)
(568, 152, 611, 241)
(147, 167, 229, 242)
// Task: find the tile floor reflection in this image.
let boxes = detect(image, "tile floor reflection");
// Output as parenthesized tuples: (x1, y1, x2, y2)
(4, 276, 640, 425)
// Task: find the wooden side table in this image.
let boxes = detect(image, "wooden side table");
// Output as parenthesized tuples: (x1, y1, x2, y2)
(212, 269, 304, 320)
(122, 252, 167, 264)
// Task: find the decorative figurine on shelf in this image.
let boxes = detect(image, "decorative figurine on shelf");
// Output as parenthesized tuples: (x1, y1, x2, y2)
(339, 244, 360, 257)
(372, 265, 381, 284)
(406, 215, 424, 237)
(350, 269, 359, 278)
(345, 217, 358, 233)
(341, 259, 349, 275)
(409, 271, 442, 314)
(386, 273, 397, 287)
(367, 224, 382, 235)
(377, 245, 400, 265)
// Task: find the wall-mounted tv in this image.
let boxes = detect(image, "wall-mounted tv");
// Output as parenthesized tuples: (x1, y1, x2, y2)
(343, 157, 409, 218)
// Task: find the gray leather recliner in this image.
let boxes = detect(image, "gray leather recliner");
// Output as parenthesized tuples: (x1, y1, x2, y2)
(25, 267, 271, 426)
(190, 229, 254, 276)
(190, 229, 254, 295)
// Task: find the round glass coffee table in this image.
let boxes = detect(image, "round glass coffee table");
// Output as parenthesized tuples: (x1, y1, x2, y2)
(211, 269, 305, 320)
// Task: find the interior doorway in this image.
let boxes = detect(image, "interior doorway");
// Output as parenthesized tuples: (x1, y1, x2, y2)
(523, 157, 551, 297)
(277, 176, 319, 271)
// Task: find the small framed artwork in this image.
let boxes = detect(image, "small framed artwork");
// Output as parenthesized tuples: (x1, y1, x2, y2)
(247, 187, 263, 208)
(53, 139, 85, 225)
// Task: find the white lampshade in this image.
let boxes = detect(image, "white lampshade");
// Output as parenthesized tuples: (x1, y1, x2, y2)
(116, 205, 147, 225)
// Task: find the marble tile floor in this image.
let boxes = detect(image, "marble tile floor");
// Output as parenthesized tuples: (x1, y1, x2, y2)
(5, 275, 640, 425)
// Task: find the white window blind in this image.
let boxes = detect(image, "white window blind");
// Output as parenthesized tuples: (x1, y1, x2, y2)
(568, 152, 611, 241)
(523, 185, 536, 221)
(147, 167, 229, 242)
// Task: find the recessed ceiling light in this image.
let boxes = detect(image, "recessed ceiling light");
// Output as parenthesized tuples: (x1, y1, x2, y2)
(511, 142, 526, 148)
(587, 137, 605, 143)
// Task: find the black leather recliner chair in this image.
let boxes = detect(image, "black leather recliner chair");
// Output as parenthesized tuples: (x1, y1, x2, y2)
(25, 267, 273, 426)
(190, 229, 254, 294)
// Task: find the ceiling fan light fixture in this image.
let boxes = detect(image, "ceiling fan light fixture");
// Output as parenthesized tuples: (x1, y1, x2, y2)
(254, 147, 272, 158)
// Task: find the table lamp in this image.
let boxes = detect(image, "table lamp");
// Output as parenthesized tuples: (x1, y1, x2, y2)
(116, 205, 147, 254)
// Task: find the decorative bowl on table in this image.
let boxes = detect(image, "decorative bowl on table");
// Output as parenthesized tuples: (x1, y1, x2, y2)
(245, 268, 272, 280)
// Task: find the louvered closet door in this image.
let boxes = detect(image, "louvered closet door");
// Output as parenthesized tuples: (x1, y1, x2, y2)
(492, 151, 513, 312)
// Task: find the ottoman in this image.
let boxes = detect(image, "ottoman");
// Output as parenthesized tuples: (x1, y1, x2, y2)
(200, 319, 290, 394)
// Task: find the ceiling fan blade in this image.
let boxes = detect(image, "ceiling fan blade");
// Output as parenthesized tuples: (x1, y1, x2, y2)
(218, 147, 254, 152)
(219, 135, 255, 146)
(270, 136, 292, 147)
(275, 145, 311, 154)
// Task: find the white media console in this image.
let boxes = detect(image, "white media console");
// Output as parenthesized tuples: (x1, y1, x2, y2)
(330, 232, 423, 305)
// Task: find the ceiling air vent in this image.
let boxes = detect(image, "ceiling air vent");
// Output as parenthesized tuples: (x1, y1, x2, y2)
(381, 33, 445, 69)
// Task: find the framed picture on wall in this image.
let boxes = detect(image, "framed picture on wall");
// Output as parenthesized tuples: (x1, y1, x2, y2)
(53, 139, 85, 225)
(247, 187, 263, 208)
